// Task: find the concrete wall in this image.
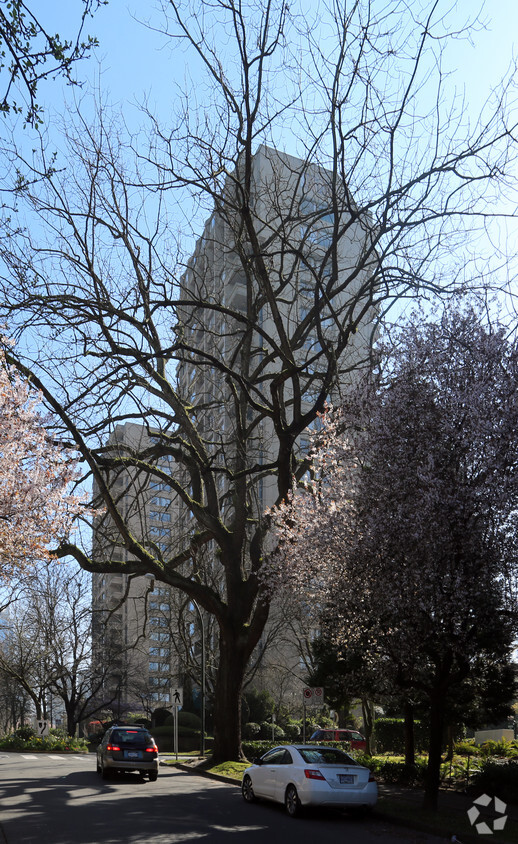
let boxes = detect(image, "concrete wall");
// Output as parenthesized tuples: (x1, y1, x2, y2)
(474, 729, 514, 745)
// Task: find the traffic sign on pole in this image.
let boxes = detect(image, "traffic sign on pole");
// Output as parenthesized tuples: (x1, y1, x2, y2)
(34, 718, 50, 737)
(171, 687, 183, 707)
(302, 687, 324, 706)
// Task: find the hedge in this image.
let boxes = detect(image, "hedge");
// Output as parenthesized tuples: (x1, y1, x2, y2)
(471, 760, 518, 804)
(374, 718, 429, 754)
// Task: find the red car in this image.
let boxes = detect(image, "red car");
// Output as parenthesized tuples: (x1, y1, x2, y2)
(309, 729, 367, 751)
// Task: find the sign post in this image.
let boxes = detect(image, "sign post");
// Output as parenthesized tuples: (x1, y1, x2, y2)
(302, 687, 325, 743)
(33, 718, 50, 738)
(171, 687, 183, 760)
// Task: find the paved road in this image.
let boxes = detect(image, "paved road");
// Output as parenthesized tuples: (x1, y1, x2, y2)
(0, 753, 446, 844)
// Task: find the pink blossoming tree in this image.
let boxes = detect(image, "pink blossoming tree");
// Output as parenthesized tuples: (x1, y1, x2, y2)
(268, 308, 518, 811)
(0, 349, 86, 580)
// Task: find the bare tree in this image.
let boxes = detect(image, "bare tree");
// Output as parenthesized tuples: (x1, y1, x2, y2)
(0, 564, 127, 735)
(0, 0, 104, 125)
(0, 0, 516, 760)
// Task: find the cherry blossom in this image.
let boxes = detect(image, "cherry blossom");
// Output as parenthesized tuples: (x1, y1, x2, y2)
(0, 347, 86, 580)
(268, 307, 518, 810)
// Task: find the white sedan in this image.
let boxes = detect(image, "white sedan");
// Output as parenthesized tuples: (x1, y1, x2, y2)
(241, 744, 378, 817)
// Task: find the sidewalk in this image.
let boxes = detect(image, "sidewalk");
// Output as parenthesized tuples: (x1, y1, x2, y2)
(377, 783, 518, 843)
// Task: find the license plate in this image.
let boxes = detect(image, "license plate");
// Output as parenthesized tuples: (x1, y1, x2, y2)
(126, 751, 142, 760)
(338, 774, 354, 784)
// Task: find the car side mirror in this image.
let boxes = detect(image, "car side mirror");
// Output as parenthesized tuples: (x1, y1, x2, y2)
(253, 757, 263, 765)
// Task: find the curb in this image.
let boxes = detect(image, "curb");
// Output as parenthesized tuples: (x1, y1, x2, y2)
(168, 761, 242, 787)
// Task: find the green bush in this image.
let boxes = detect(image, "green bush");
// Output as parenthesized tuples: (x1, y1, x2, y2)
(373, 718, 428, 754)
(164, 711, 202, 730)
(0, 731, 88, 752)
(179, 711, 202, 730)
(355, 753, 426, 786)
(454, 740, 481, 756)
(284, 723, 301, 741)
(243, 722, 261, 739)
(14, 725, 36, 741)
(242, 740, 279, 760)
(479, 739, 518, 758)
(259, 722, 285, 740)
(471, 760, 518, 804)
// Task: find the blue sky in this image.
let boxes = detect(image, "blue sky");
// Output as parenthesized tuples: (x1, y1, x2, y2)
(13, 0, 518, 318)
(28, 0, 518, 134)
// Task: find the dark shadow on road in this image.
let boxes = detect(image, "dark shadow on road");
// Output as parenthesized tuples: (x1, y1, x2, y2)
(0, 766, 443, 844)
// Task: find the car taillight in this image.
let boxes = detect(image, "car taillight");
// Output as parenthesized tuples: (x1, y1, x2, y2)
(106, 744, 120, 752)
(145, 747, 157, 753)
(304, 769, 325, 780)
(368, 773, 376, 782)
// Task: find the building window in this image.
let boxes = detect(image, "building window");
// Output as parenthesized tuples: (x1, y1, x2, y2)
(149, 481, 172, 491)
(150, 511, 172, 522)
(150, 526, 171, 537)
(150, 631, 170, 642)
(151, 692, 170, 703)
(149, 617, 168, 628)
(149, 677, 170, 687)
(149, 646, 170, 657)
(152, 496, 171, 508)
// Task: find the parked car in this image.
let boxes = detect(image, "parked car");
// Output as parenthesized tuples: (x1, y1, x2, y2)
(96, 725, 159, 781)
(310, 728, 367, 751)
(241, 744, 377, 817)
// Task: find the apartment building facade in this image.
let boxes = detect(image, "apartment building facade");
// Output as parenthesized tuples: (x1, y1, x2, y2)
(91, 422, 183, 713)
(92, 145, 376, 715)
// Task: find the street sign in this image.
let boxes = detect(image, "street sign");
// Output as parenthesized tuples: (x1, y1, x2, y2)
(171, 687, 183, 707)
(34, 719, 50, 737)
(302, 687, 324, 706)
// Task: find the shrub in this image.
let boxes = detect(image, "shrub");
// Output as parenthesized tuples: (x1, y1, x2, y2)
(164, 711, 202, 730)
(0, 731, 88, 752)
(179, 711, 202, 730)
(356, 754, 426, 786)
(259, 721, 285, 740)
(454, 740, 481, 757)
(284, 723, 300, 741)
(152, 708, 172, 727)
(242, 740, 279, 761)
(243, 722, 261, 739)
(14, 725, 36, 741)
(470, 760, 518, 804)
(373, 718, 428, 754)
(479, 739, 518, 759)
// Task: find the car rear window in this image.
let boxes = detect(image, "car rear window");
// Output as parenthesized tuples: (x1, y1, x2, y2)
(299, 748, 357, 765)
(111, 730, 152, 747)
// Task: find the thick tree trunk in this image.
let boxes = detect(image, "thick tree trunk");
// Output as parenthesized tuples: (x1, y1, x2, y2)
(423, 694, 445, 811)
(361, 698, 374, 755)
(211, 630, 251, 763)
(65, 704, 78, 737)
(404, 699, 415, 767)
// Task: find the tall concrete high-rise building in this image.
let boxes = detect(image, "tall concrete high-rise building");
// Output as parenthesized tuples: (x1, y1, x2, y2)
(91, 422, 182, 713)
(173, 144, 376, 704)
(176, 144, 375, 509)
(92, 145, 377, 715)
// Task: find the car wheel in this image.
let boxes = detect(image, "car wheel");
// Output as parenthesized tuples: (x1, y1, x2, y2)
(148, 772, 158, 782)
(101, 763, 110, 780)
(285, 784, 301, 817)
(242, 775, 256, 803)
